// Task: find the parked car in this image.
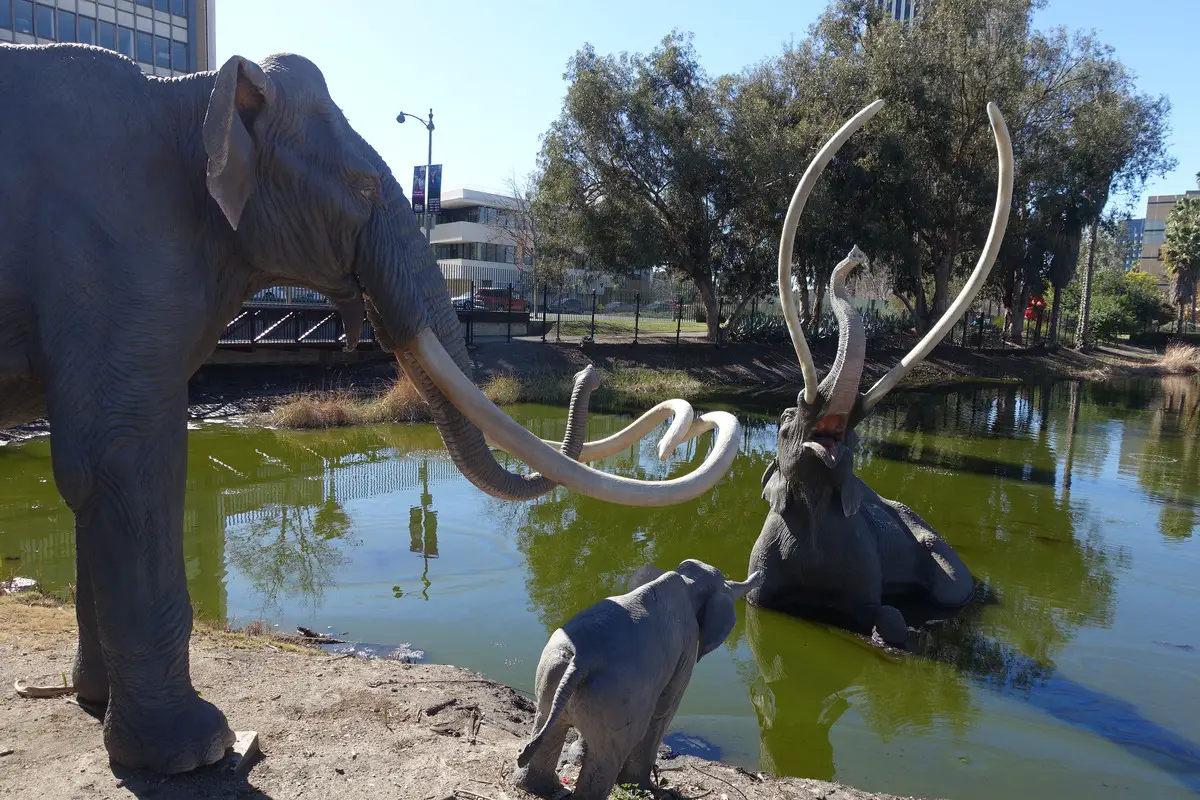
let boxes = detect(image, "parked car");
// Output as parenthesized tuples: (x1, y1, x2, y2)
(603, 301, 631, 313)
(549, 297, 587, 314)
(251, 289, 280, 303)
(474, 287, 530, 313)
(451, 292, 476, 310)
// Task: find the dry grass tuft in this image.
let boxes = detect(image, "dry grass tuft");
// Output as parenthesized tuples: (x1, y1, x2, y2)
(257, 374, 525, 430)
(1158, 343, 1200, 375)
(252, 364, 715, 431)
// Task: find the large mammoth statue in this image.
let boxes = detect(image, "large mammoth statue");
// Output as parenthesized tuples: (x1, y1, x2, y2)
(746, 99, 1014, 647)
(0, 43, 739, 774)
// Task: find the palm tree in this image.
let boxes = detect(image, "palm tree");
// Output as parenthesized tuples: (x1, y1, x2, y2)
(1160, 197, 1200, 332)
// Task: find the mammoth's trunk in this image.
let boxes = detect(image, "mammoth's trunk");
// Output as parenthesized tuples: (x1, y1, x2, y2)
(358, 174, 593, 501)
(817, 247, 868, 421)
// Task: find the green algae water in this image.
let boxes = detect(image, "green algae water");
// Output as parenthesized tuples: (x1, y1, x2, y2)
(2, 376, 1199, 799)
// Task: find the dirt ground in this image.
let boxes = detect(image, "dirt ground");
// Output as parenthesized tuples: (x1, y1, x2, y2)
(0, 597, 927, 800)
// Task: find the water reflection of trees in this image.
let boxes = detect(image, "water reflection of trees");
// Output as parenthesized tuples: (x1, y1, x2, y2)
(1117, 376, 1200, 540)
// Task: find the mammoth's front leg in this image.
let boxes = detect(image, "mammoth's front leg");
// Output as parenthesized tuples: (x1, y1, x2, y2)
(49, 374, 235, 774)
(616, 651, 696, 790)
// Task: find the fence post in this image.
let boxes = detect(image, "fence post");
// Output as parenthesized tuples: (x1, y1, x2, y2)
(676, 294, 683, 347)
(468, 279, 475, 345)
(978, 300, 986, 350)
(555, 290, 562, 343)
(507, 283, 513, 343)
(541, 284, 548, 343)
(634, 292, 641, 345)
(589, 289, 597, 341)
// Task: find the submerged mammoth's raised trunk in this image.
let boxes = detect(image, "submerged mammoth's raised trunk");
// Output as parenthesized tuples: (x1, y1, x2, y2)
(355, 171, 741, 507)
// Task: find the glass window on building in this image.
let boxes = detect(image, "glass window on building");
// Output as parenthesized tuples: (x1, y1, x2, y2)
(117, 25, 133, 57)
(170, 0, 186, 16)
(154, 34, 169, 67)
(55, 8, 73, 40)
(77, 14, 95, 44)
(154, 0, 169, 11)
(34, 2, 53, 37)
(97, 19, 115, 49)
(1, 0, 11, 30)
(135, 0, 151, 7)
(13, 0, 33, 34)
(171, 39, 186, 71)
(136, 30, 152, 63)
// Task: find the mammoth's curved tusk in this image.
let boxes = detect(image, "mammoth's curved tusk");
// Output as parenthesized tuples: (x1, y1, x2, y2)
(779, 98, 887, 406)
(861, 102, 1014, 413)
(493, 399, 715, 464)
(406, 329, 741, 507)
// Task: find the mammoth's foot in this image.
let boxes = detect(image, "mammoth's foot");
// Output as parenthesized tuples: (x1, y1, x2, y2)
(871, 605, 910, 648)
(104, 693, 235, 775)
(511, 763, 568, 798)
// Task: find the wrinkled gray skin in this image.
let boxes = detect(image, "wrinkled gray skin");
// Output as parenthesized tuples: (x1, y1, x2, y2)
(513, 560, 761, 800)
(0, 43, 598, 774)
(746, 264, 974, 647)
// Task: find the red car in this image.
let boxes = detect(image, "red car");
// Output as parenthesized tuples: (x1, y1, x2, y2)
(474, 287, 530, 312)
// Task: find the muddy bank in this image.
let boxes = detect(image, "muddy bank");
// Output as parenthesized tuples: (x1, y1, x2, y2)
(0, 337, 1164, 444)
(0, 597, 928, 800)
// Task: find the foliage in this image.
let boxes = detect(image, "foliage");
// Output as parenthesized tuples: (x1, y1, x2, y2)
(533, 0, 1173, 346)
(1159, 196, 1200, 331)
(1062, 268, 1172, 342)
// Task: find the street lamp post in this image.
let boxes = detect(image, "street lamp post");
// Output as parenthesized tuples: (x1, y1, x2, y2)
(396, 108, 435, 241)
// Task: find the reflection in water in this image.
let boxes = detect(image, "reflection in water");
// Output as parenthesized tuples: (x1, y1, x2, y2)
(2, 378, 1199, 800)
(395, 458, 440, 601)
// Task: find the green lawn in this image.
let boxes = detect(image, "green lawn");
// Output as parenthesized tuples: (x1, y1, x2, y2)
(553, 317, 707, 336)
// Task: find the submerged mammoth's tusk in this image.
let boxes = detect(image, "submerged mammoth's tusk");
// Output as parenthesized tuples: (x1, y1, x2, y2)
(779, 99, 887, 406)
(404, 329, 741, 507)
(861, 102, 1014, 412)
(489, 399, 716, 464)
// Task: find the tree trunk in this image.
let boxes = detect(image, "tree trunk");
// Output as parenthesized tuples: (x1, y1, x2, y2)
(797, 268, 813, 328)
(1048, 283, 1062, 348)
(809, 282, 827, 337)
(1010, 283, 1029, 345)
(1074, 219, 1100, 351)
(696, 276, 720, 342)
(931, 239, 956, 330)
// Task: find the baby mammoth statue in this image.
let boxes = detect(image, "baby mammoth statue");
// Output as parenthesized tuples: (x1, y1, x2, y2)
(513, 559, 762, 800)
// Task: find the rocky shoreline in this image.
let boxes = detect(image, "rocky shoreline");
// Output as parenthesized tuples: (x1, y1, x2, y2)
(0, 596, 929, 800)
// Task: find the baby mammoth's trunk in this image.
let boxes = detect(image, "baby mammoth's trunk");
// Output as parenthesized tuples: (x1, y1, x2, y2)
(517, 660, 585, 767)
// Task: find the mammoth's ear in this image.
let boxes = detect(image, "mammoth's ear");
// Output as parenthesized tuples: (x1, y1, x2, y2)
(761, 459, 790, 515)
(203, 55, 274, 230)
(626, 564, 666, 593)
(697, 590, 736, 661)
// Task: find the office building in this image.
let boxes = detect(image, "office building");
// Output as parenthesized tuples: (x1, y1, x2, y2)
(876, 0, 920, 22)
(423, 188, 530, 298)
(1119, 217, 1144, 272)
(1136, 190, 1200, 290)
(1, 0, 216, 77)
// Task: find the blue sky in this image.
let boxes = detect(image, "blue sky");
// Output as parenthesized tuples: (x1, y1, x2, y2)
(216, 0, 1198, 217)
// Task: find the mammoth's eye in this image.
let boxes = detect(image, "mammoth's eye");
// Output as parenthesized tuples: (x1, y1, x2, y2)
(351, 173, 382, 205)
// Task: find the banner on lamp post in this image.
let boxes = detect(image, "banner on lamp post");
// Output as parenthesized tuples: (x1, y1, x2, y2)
(411, 165, 426, 214)
(427, 164, 443, 213)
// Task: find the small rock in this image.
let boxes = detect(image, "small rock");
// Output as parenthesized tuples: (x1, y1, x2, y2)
(0, 748, 14, 757)
(351, 752, 357, 760)
(335, 768, 345, 775)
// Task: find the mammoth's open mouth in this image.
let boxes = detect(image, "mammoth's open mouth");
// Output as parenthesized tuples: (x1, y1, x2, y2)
(803, 413, 848, 468)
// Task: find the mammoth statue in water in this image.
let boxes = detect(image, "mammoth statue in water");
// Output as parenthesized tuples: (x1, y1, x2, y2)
(1, 43, 739, 774)
(746, 99, 1014, 647)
